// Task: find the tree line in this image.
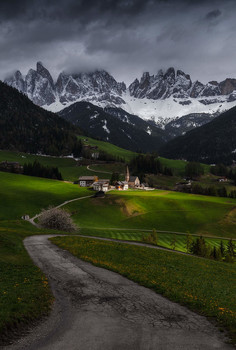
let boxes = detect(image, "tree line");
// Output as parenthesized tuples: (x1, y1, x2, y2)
(210, 163, 236, 185)
(142, 230, 235, 263)
(129, 154, 173, 182)
(188, 235, 235, 263)
(23, 161, 63, 180)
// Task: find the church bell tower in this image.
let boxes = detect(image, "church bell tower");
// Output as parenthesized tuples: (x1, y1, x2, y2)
(125, 165, 130, 182)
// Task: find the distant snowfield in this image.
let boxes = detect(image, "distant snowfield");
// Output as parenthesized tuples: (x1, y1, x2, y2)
(43, 91, 236, 128)
(121, 93, 236, 127)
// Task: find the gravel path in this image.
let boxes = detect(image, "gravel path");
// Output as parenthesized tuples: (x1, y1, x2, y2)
(4, 235, 234, 350)
(28, 195, 93, 226)
(87, 164, 112, 174)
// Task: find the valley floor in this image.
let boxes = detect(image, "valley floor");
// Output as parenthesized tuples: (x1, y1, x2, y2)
(1, 171, 235, 347)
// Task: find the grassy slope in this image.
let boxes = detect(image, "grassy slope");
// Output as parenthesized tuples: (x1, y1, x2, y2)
(0, 145, 212, 184)
(1, 170, 235, 341)
(158, 157, 210, 176)
(79, 228, 229, 253)
(0, 221, 55, 343)
(88, 163, 125, 174)
(51, 236, 236, 341)
(64, 190, 236, 238)
(0, 172, 90, 220)
(77, 136, 137, 162)
(0, 150, 94, 182)
(0, 171, 90, 341)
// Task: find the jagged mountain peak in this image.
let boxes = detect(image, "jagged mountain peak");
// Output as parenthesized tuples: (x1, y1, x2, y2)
(4, 63, 127, 107)
(36, 61, 54, 87)
(4, 63, 236, 128)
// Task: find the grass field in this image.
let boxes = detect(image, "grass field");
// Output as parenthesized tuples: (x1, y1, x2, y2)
(0, 170, 92, 342)
(51, 236, 236, 341)
(77, 136, 137, 162)
(0, 172, 91, 220)
(88, 163, 126, 180)
(79, 228, 229, 253)
(64, 190, 236, 238)
(159, 157, 210, 176)
(1, 169, 236, 342)
(0, 221, 56, 343)
(0, 148, 215, 185)
(0, 150, 96, 181)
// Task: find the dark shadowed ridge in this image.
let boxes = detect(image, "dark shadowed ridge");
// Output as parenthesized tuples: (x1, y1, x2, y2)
(0, 81, 82, 156)
(160, 105, 236, 164)
(58, 101, 170, 152)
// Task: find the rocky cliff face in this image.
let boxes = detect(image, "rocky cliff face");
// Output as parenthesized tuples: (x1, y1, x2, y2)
(5, 62, 126, 107)
(129, 68, 236, 102)
(4, 63, 236, 128)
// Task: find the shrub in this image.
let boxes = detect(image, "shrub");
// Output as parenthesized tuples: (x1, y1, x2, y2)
(38, 207, 77, 232)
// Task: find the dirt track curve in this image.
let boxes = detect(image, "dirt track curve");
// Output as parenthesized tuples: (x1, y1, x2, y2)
(4, 235, 234, 350)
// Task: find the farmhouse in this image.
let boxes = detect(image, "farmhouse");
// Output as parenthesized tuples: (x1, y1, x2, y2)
(218, 177, 228, 182)
(116, 181, 129, 190)
(79, 175, 98, 187)
(91, 152, 99, 159)
(93, 179, 110, 192)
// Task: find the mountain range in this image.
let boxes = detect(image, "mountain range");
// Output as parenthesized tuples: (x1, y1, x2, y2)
(5, 62, 236, 129)
(1, 78, 236, 165)
(3, 62, 236, 164)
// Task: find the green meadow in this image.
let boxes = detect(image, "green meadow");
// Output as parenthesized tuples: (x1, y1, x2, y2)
(158, 157, 210, 176)
(77, 135, 137, 161)
(0, 171, 91, 342)
(0, 150, 94, 181)
(79, 228, 229, 253)
(0, 172, 91, 220)
(0, 221, 55, 343)
(0, 169, 236, 342)
(88, 162, 126, 175)
(0, 147, 212, 184)
(64, 190, 236, 238)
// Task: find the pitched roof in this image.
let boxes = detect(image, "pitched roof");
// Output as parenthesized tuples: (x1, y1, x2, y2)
(116, 181, 128, 185)
(98, 179, 110, 183)
(93, 181, 109, 185)
(79, 176, 97, 180)
(129, 176, 139, 182)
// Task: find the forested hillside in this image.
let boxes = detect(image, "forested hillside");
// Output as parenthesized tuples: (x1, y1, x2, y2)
(161, 106, 236, 164)
(0, 82, 82, 156)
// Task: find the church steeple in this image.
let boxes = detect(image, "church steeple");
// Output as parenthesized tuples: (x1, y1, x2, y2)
(125, 165, 130, 182)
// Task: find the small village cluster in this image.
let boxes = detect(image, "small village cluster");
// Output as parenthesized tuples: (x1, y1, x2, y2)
(78, 166, 140, 191)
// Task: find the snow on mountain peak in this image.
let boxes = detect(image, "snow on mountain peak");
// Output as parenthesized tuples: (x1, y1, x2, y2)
(4, 63, 236, 127)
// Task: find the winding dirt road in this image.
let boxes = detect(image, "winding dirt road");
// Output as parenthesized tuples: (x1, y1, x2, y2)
(5, 235, 234, 350)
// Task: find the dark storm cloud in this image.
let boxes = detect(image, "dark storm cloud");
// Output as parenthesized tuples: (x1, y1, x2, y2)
(205, 9, 222, 20)
(0, 0, 236, 84)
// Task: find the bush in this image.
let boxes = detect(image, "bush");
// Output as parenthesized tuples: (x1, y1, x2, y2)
(38, 207, 77, 232)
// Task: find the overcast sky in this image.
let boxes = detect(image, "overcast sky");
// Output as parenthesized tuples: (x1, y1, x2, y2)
(0, 0, 236, 85)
